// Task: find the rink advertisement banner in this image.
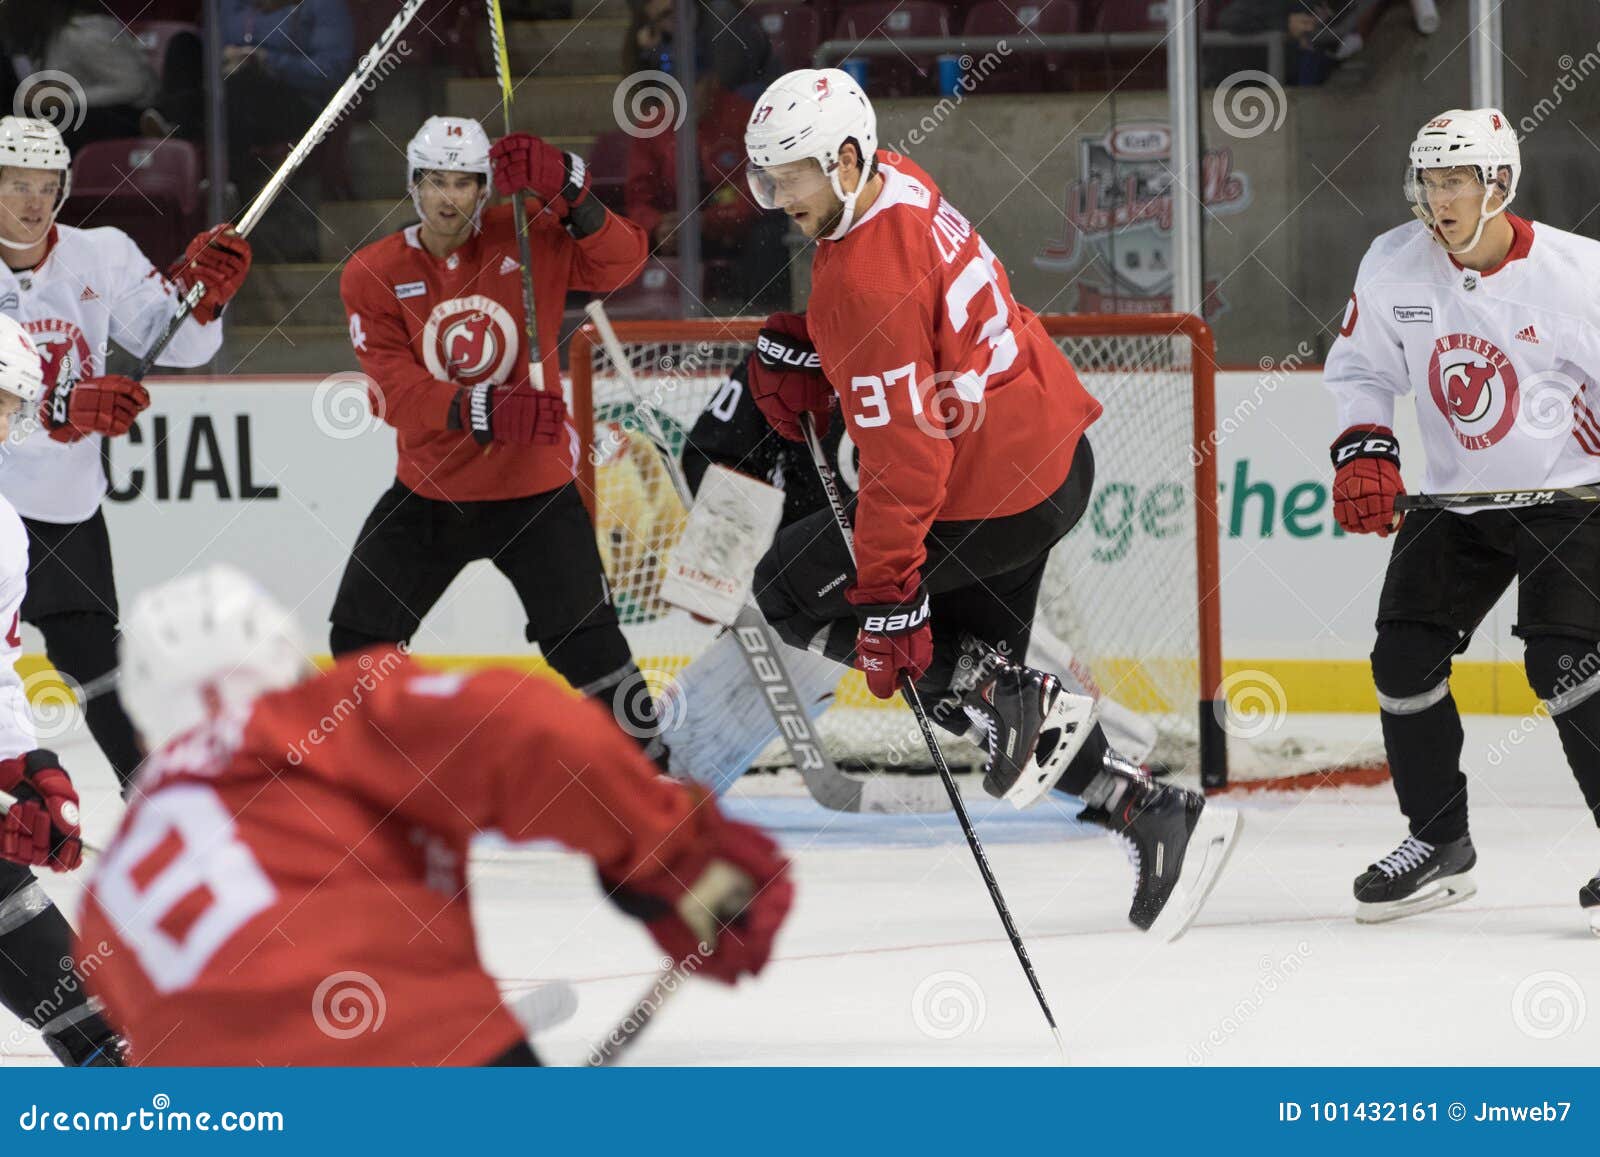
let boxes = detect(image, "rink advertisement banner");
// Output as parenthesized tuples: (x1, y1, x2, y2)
(77, 371, 1525, 711)
(0, 1068, 1592, 1153)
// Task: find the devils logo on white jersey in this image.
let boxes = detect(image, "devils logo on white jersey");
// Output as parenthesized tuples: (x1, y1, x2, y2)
(1427, 333, 1520, 450)
(420, 295, 518, 387)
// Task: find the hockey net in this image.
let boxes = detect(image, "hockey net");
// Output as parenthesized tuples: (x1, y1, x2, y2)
(571, 314, 1363, 790)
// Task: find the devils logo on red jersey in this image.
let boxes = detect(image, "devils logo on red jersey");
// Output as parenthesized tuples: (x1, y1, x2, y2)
(421, 295, 518, 387)
(24, 317, 93, 388)
(1427, 333, 1520, 450)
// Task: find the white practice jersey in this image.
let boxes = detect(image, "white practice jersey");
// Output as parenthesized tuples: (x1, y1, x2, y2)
(0, 493, 33, 759)
(1325, 216, 1600, 507)
(0, 225, 222, 524)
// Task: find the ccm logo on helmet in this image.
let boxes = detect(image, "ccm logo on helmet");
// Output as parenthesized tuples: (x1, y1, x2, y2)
(862, 596, 930, 634)
(756, 333, 821, 370)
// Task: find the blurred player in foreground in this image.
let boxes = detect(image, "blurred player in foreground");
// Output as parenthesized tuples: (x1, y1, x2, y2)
(76, 565, 792, 1064)
(737, 68, 1237, 938)
(0, 315, 121, 1065)
(1326, 109, 1600, 931)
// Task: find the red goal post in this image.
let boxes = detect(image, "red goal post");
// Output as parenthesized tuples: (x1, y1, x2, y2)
(571, 312, 1230, 788)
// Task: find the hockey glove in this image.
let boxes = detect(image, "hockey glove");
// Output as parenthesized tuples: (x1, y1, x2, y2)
(168, 224, 252, 325)
(848, 584, 934, 700)
(490, 133, 601, 232)
(747, 312, 832, 442)
(451, 382, 568, 446)
(602, 794, 793, 985)
(0, 750, 82, 872)
(1331, 424, 1405, 536)
(39, 373, 150, 442)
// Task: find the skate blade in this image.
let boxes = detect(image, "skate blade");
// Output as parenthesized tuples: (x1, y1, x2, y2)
(1150, 805, 1243, 943)
(1354, 873, 1476, 924)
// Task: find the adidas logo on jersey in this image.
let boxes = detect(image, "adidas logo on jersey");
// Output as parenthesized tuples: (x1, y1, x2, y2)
(79, 285, 97, 302)
(498, 255, 519, 276)
(1514, 324, 1540, 344)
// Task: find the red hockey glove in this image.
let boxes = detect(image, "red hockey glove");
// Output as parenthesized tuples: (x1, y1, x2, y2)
(602, 794, 793, 985)
(168, 224, 252, 324)
(39, 373, 150, 442)
(491, 132, 592, 218)
(848, 584, 934, 700)
(1331, 424, 1405, 536)
(452, 382, 568, 446)
(0, 750, 82, 872)
(747, 312, 832, 442)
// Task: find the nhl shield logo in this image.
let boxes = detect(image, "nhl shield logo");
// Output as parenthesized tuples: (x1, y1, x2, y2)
(421, 295, 518, 387)
(1427, 332, 1520, 450)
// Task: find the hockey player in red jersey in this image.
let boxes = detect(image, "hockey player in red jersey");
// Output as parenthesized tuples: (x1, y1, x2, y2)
(77, 565, 793, 1065)
(739, 69, 1238, 938)
(1327, 109, 1600, 930)
(333, 117, 667, 757)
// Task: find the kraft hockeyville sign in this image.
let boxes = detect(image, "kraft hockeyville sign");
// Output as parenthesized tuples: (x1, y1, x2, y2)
(82, 373, 1517, 698)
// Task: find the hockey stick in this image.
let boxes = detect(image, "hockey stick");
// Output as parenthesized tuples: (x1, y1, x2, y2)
(487, 0, 543, 390)
(800, 414, 1068, 1060)
(583, 302, 950, 814)
(133, 0, 431, 380)
(1396, 484, 1600, 512)
(584, 962, 681, 1066)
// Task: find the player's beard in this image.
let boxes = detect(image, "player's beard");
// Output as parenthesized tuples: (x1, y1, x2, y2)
(810, 198, 845, 242)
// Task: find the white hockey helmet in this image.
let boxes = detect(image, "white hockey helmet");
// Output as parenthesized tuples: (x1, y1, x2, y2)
(1405, 108, 1520, 254)
(405, 115, 492, 230)
(0, 315, 45, 407)
(120, 564, 311, 748)
(746, 68, 878, 241)
(0, 117, 72, 251)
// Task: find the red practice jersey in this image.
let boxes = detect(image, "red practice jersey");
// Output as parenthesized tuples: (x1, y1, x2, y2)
(78, 652, 703, 1066)
(341, 202, 648, 502)
(808, 152, 1102, 596)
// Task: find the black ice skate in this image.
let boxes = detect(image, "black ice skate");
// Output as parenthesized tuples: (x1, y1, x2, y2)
(961, 660, 1097, 808)
(40, 1004, 125, 1067)
(1581, 872, 1600, 938)
(1353, 834, 1476, 924)
(1079, 753, 1243, 941)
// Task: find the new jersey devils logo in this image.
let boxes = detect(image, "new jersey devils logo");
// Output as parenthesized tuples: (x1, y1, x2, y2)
(24, 317, 93, 388)
(1427, 333, 1520, 450)
(421, 295, 518, 387)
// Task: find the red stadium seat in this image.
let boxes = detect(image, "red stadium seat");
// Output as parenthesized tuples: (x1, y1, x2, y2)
(59, 138, 204, 270)
(129, 20, 201, 83)
(834, 1, 954, 96)
(748, 2, 822, 72)
(1087, 0, 1169, 91)
(961, 0, 1080, 92)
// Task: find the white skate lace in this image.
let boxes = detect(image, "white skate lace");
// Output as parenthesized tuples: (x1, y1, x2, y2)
(1374, 836, 1435, 878)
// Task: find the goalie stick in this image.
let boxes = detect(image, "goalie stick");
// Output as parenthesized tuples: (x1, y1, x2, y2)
(1396, 484, 1600, 511)
(583, 301, 950, 814)
(800, 414, 1067, 1061)
(134, 0, 431, 379)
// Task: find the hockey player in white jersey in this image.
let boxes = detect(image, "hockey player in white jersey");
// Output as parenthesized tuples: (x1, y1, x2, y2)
(1325, 108, 1600, 931)
(0, 315, 121, 1064)
(0, 116, 251, 791)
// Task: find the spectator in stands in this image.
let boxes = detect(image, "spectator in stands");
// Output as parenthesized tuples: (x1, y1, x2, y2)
(1217, 0, 1340, 83)
(3, 2, 159, 149)
(624, 0, 777, 96)
(625, 63, 788, 310)
(219, 0, 354, 259)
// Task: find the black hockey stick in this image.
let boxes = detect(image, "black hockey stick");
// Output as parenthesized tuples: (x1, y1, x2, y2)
(487, 0, 543, 390)
(799, 414, 1068, 1060)
(1396, 485, 1600, 512)
(134, 0, 431, 380)
(583, 302, 950, 814)
(584, 963, 681, 1066)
